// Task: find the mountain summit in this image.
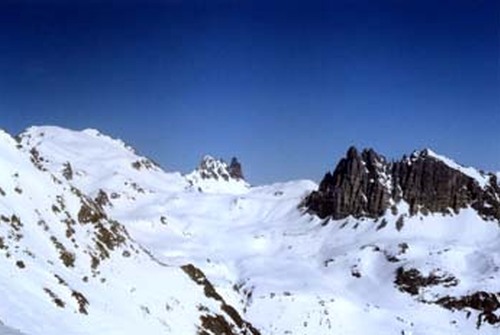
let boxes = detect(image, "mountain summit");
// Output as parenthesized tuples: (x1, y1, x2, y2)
(306, 146, 500, 220)
(185, 155, 249, 193)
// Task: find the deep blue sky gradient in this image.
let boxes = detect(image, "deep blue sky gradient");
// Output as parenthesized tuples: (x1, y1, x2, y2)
(1, 0, 499, 183)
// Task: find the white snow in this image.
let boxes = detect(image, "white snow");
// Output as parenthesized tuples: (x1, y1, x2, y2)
(0, 126, 499, 335)
(0, 324, 25, 335)
(0, 127, 252, 335)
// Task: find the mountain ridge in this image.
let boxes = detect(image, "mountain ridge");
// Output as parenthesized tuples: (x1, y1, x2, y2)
(0, 126, 262, 335)
(1, 125, 500, 335)
(305, 146, 500, 221)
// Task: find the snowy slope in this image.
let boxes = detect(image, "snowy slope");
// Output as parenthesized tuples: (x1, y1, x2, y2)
(0, 128, 259, 335)
(0, 324, 25, 335)
(5, 126, 500, 334)
(18, 126, 188, 196)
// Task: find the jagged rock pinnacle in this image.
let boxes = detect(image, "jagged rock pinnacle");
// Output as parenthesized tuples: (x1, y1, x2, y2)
(228, 157, 244, 180)
(308, 146, 390, 219)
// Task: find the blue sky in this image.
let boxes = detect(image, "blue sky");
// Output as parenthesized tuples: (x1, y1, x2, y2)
(1, 0, 499, 184)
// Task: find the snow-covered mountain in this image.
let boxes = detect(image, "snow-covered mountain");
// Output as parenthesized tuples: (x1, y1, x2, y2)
(185, 155, 249, 194)
(0, 127, 258, 335)
(1, 125, 500, 335)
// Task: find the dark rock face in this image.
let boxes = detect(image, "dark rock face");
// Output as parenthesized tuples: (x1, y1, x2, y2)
(306, 147, 390, 219)
(436, 291, 500, 327)
(392, 150, 500, 217)
(229, 157, 244, 180)
(305, 147, 500, 221)
(394, 267, 458, 296)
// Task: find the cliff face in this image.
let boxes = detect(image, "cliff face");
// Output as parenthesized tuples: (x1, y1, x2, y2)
(306, 147, 500, 221)
(306, 147, 390, 220)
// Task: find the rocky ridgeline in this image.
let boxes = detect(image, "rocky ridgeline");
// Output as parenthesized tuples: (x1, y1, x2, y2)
(196, 156, 244, 181)
(306, 147, 500, 221)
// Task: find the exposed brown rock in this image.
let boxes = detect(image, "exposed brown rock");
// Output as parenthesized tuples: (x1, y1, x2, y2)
(94, 189, 111, 207)
(394, 267, 458, 296)
(181, 264, 260, 335)
(72, 290, 89, 315)
(436, 292, 500, 327)
(437, 291, 500, 314)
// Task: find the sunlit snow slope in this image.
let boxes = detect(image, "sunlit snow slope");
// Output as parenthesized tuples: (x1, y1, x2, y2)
(0, 127, 258, 335)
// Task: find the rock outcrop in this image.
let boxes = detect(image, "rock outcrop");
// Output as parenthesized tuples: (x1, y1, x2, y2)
(184, 155, 249, 193)
(197, 156, 232, 181)
(305, 147, 390, 219)
(193, 156, 245, 182)
(229, 157, 244, 180)
(392, 150, 500, 217)
(305, 147, 500, 221)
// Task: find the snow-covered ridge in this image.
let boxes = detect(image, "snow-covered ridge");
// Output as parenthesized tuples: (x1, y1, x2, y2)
(0, 127, 261, 335)
(415, 148, 491, 188)
(22, 126, 135, 154)
(185, 155, 249, 194)
(18, 125, 188, 197)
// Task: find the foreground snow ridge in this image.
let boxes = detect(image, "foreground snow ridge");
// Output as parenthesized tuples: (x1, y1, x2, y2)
(0, 125, 498, 335)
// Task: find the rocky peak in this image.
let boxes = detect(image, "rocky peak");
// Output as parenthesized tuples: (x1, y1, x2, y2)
(310, 146, 391, 220)
(392, 149, 499, 218)
(184, 155, 249, 193)
(196, 155, 232, 182)
(228, 157, 244, 180)
(306, 147, 500, 221)
(194, 155, 245, 182)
